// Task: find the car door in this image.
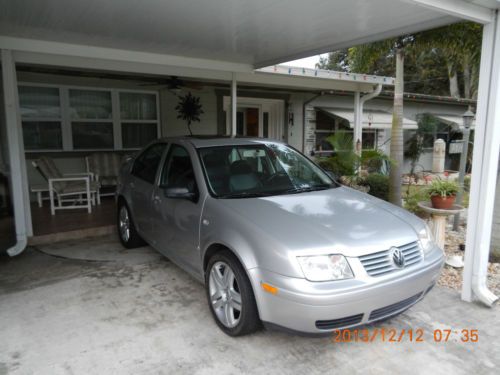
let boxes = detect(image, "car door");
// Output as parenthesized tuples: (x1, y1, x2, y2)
(129, 142, 167, 242)
(151, 143, 204, 275)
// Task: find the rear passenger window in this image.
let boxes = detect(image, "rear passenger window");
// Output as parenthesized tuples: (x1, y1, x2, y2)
(131, 143, 167, 184)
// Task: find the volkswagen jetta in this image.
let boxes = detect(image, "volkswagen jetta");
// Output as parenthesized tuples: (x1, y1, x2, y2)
(116, 137, 443, 336)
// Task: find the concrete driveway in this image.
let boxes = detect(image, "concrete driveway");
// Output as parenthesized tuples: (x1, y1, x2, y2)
(0, 235, 498, 375)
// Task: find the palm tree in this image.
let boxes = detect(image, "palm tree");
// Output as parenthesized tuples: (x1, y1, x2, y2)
(349, 36, 411, 206)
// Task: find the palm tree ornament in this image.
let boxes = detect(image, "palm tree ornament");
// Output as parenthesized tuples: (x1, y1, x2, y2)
(175, 92, 204, 136)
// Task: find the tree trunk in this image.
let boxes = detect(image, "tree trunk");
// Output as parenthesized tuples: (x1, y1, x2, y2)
(447, 62, 460, 98)
(389, 48, 404, 207)
(463, 55, 471, 99)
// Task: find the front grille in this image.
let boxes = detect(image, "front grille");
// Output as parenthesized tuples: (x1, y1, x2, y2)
(359, 241, 422, 277)
(315, 313, 364, 330)
(369, 292, 423, 321)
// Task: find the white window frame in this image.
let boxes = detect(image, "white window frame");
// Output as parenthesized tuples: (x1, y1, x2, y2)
(117, 89, 161, 150)
(18, 84, 64, 151)
(19, 82, 160, 152)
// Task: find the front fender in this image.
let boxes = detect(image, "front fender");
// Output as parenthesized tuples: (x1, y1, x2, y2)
(200, 197, 304, 278)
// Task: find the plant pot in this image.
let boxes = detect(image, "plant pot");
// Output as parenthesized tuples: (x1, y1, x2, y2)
(431, 195, 456, 209)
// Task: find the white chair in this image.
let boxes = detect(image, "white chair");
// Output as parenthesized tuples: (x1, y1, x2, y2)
(32, 156, 100, 215)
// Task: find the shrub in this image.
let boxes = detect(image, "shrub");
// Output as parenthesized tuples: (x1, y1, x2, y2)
(364, 173, 389, 201)
(404, 187, 430, 217)
(464, 175, 471, 192)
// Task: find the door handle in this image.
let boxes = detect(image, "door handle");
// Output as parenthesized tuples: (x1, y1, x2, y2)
(129, 182, 135, 189)
(153, 195, 161, 204)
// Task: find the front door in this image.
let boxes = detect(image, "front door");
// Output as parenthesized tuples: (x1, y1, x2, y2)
(236, 107, 261, 137)
(151, 144, 203, 275)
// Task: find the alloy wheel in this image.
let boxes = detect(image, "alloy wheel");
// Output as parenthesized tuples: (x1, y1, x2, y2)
(209, 261, 242, 328)
(119, 205, 130, 243)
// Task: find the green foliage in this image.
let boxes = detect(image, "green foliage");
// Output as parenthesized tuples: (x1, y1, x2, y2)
(364, 173, 389, 201)
(404, 187, 430, 216)
(427, 179, 460, 198)
(324, 132, 359, 176)
(361, 149, 390, 173)
(175, 92, 204, 135)
(317, 133, 391, 177)
(316, 49, 350, 72)
(321, 21, 481, 98)
(464, 175, 471, 192)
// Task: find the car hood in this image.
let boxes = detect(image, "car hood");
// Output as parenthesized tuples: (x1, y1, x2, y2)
(218, 187, 422, 257)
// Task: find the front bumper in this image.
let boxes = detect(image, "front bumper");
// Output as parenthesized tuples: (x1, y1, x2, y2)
(248, 246, 444, 334)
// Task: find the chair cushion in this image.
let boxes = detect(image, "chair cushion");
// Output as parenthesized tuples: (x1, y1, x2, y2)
(87, 153, 124, 185)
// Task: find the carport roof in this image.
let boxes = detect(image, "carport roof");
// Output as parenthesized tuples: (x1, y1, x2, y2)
(0, 0, 497, 70)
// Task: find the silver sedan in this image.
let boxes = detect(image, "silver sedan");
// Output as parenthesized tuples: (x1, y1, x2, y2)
(116, 137, 444, 336)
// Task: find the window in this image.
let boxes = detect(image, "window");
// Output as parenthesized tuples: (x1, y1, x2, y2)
(19, 86, 62, 150)
(361, 129, 378, 150)
(19, 84, 160, 152)
(131, 143, 167, 184)
(160, 145, 197, 195)
(120, 92, 159, 149)
(69, 89, 113, 149)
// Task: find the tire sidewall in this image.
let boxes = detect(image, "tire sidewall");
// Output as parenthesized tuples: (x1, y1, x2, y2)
(205, 251, 259, 336)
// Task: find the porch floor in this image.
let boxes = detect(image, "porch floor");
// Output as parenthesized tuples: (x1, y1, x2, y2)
(28, 197, 116, 245)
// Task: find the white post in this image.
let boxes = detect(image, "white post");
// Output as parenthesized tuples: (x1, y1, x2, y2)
(2, 49, 32, 255)
(461, 15, 500, 306)
(231, 73, 237, 136)
(353, 92, 361, 155)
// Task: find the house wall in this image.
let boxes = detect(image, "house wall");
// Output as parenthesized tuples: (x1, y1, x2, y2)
(308, 93, 471, 172)
(160, 88, 218, 137)
(17, 72, 166, 201)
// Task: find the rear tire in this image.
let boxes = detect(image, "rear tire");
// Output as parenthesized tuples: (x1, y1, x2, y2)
(205, 250, 261, 336)
(117, 201, 146, 248)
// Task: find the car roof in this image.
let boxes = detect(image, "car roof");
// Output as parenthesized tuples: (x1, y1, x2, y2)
(157, 136, 285, 149)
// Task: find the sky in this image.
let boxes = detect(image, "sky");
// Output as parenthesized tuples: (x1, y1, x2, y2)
(283, 54, 328, 69)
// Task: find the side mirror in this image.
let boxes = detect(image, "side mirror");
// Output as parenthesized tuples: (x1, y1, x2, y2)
(163, 187, 197, 201)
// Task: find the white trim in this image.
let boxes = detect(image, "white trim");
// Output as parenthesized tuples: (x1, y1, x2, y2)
(408, 0, 495, 24)
(0, 36, 253, 74)
(2, 49, 31, 256)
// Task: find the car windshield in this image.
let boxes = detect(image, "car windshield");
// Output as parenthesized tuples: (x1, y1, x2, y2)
(198, 142, 337, 198)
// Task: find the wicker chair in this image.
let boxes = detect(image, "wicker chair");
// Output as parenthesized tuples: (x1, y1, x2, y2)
(32, 156, 100, 215)
(86, 152, 127, 197)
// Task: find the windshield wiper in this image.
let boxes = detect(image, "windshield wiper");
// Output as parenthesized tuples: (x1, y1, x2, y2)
(218, 192, 272, 199)
(285, 185, 332, 194)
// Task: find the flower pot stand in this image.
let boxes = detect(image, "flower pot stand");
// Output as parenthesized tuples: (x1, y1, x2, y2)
(417, 201, 464, 250)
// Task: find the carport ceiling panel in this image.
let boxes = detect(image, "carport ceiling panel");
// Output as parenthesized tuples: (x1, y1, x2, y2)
(0, 0, 458, 67)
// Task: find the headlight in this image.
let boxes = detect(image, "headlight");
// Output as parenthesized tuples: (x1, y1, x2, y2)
(297, 254, 354, 281)
(418, 224, 435, 255)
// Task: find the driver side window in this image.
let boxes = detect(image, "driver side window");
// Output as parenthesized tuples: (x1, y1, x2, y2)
(160, 145, 198, 194)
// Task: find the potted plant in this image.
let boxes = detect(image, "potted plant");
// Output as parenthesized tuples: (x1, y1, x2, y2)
(427, 179, 460, 209)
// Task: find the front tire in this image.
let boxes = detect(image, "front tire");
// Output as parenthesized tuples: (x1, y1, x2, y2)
(117, 201, 145, 248)
(205, 250, 261, 336)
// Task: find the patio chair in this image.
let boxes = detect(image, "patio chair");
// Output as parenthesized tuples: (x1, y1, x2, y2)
(85, 152, 126, 197)
(32, 156, 100, 215)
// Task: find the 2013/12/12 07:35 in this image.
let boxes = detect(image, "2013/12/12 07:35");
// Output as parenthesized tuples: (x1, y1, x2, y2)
(332, 328, 479, 343)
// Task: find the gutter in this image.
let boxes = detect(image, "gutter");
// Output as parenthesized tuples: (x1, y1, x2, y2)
(7, 234, 27, 256)
(353, 84, 383, 156)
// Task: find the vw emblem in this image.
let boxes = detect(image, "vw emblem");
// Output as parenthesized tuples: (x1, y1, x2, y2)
(390, 247, 406, 268)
